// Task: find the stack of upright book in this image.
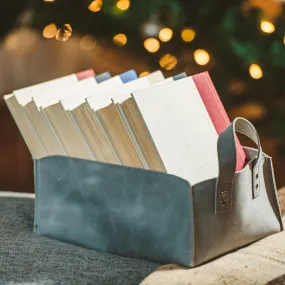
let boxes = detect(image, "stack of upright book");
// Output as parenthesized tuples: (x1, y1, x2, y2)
(4, 68, 246, 185)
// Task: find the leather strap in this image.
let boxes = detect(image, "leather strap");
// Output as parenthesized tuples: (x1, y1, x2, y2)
(215, 117, 262, 214)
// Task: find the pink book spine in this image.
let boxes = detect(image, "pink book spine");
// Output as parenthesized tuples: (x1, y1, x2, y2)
(192, 72, 246, 171)
(76, 69, 95, 80)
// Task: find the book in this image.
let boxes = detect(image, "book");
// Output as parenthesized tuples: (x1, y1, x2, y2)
(75, 69, 96, 80)
(60, 75, 123, 112)
(4, 94, 46, 158)
(57, 71, 137, 161)
(67, 70, 144, 163)
(132, 77, 219, 185)
(45, 75, 125, 160)
(22, 71, 95, 157)
(71, 102, 120, 164)
(95, 72, 112, 83)
(119, 69, 138, 83)
(192, 72, 246, 171)
(87, 71, 165, 168)
(173, 72, 187, 81)
(59, 70, 136, 113)
(113, 74, 187, 171)
(8, 70, 94, 158)
(41, 77, 100, 159)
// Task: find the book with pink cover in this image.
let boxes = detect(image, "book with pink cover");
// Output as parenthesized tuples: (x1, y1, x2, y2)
(192, 72, 246, 171)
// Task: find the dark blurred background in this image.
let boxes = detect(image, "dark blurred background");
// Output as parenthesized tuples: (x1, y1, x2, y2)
(0, 0, 284, 192)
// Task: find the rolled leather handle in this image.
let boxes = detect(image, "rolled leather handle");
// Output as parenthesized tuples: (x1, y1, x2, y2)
(215, 117, 263, 214)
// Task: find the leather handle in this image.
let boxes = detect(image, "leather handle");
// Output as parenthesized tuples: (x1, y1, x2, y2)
(215, 117, 263, 214)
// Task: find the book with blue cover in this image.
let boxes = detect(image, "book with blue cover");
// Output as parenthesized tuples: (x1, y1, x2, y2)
(95, 72, 112, 83)
(119, 69, 138, 83)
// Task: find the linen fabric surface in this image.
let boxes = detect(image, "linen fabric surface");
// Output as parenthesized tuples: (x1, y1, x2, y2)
(0, 195, 159, 285)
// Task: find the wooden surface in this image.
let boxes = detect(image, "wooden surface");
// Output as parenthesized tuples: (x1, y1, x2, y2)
(140, 190, 285, 285)
(140, 224, 285, 285)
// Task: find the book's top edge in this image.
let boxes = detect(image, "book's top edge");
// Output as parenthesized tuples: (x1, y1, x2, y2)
(87, 77, 150, 111)
(13, 74, 78, 106)
(3, 94, 13, 100)
(34, 77, 99, 109)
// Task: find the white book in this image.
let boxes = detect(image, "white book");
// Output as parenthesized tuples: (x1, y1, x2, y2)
(42, 75, 124, 159)
(112, 77, 174, 104)
(87, 71, 165, 110)
(14, 74, 79, 107)
(87, 77, 154, 167)
(61, 75, 123, 111)
(12, 74, 81, 157)
(4, 94, 46, 158)
(65, 76, 126, 163)
(132, 77, 219, 184)
(87, 77, 151, 111)
(112, 77, 174, 171)
(40, 77, 99, 159)
(85, 72, 165, 167)
(35, 76, 98, 109)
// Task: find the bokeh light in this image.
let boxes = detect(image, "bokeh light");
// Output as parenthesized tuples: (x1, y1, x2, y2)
(194, 49, 210, 65)
(42, 23, 57, 39)
(181, 28, 195, 42)
(55, 24, 72, 41)
(249, 64, 263, 79)
(116, 0, 130, 11)
(113, 34, 127, 46)
(88, 0, 103, 12)
(144, 38, 160, 53)
(139, 71, 150, 78)
(159, 28, 173, 42)
(159, 54, 178, 70)
(80, 35, 96, 50)
(260, 20, 275, 34)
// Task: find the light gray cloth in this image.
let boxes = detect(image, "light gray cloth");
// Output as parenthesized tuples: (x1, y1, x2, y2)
(0, 197, 159, 285)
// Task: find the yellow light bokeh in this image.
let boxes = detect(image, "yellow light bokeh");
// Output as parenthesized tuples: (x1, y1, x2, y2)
(159, 54, 178, 70)
(43, 23, 57, 39)
(194, 49, 210, 65)
(159, 28, 173, 42)
(116, 0, 130, 11)
(249, 64, 263, 79)
(229, 102, 266, 120)
(181, 28, 195, 42)
(139, 71, 150, 78)
(283, 35, 285, 45)
(113, 34, 127, 46)
(144, 38, 160, 53)
(4, 28, 39, 56)
(44, 0, 55, 2)
(260, 20, 275, 34)
(80, 35, 96, 50)
(88, 0, 103, 12)
(55, 24, 72, 42)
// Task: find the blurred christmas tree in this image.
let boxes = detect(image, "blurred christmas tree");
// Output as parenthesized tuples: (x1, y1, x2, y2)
(1, 0, 285, 155)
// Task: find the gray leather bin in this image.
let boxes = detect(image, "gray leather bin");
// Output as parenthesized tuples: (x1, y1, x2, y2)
(34, 118, 283, 267)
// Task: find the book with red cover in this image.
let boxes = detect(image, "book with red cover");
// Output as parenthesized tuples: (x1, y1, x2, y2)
(76, 69, 96, 80)
(192, 72, 246, 171)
